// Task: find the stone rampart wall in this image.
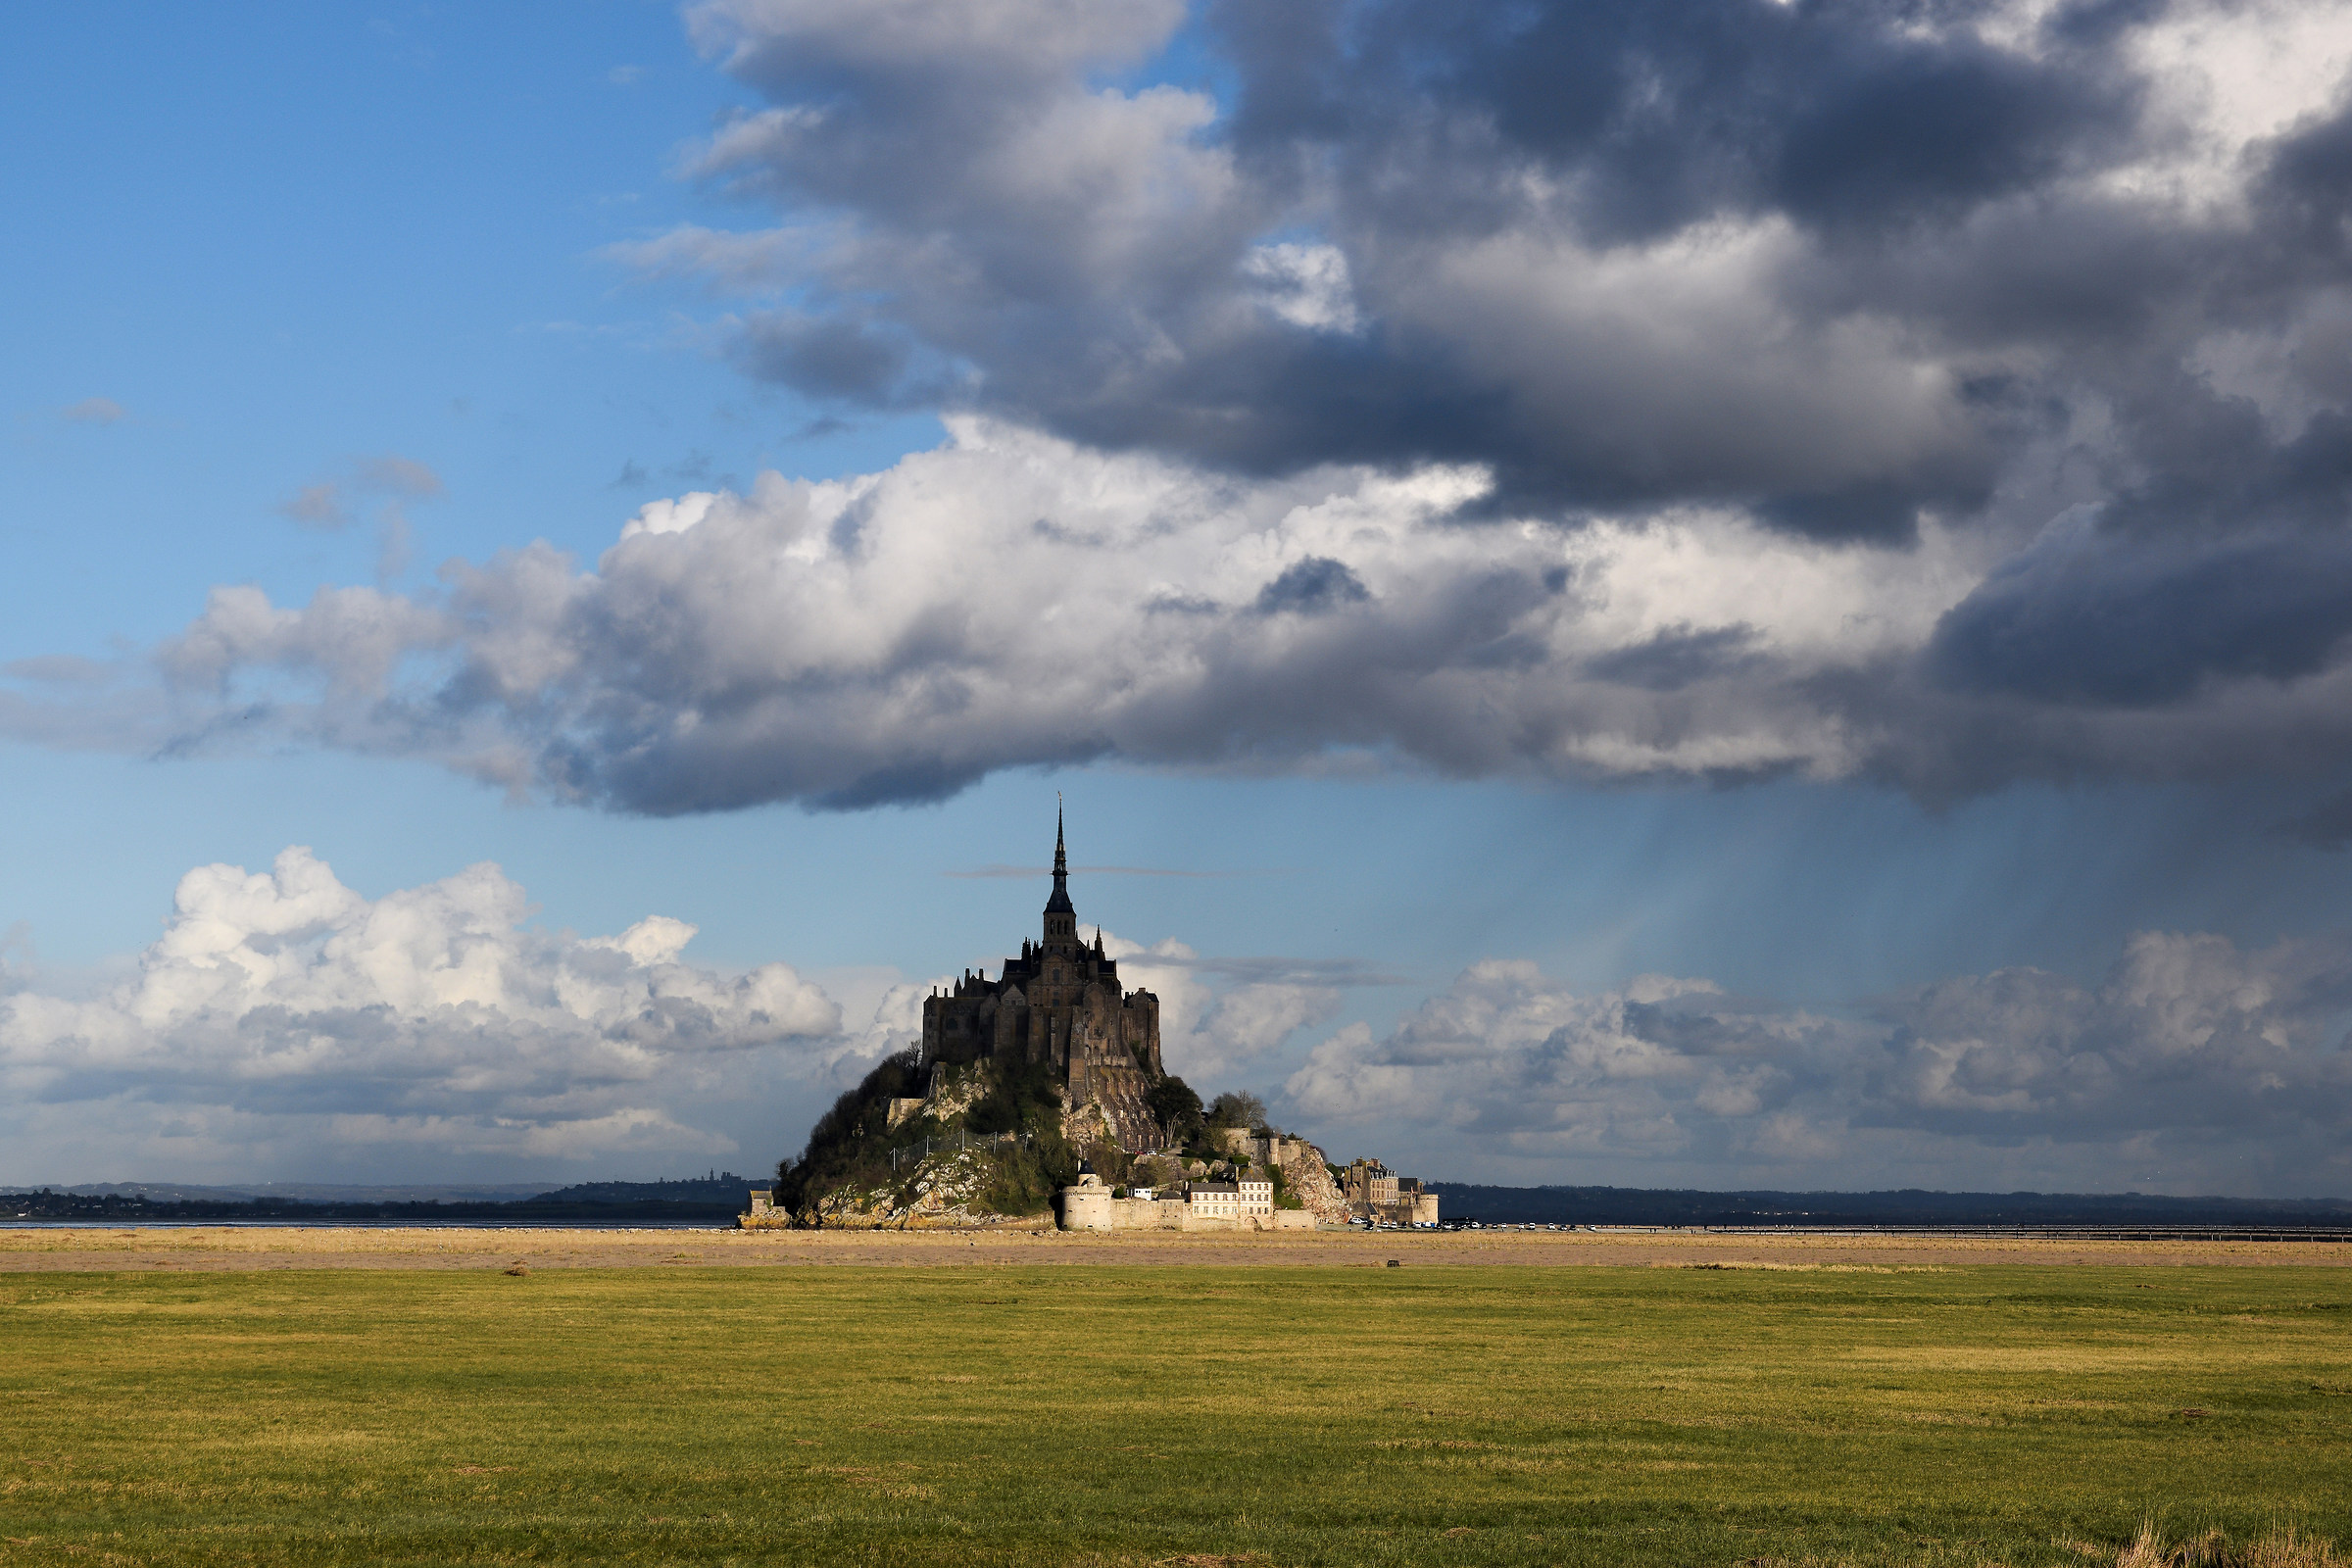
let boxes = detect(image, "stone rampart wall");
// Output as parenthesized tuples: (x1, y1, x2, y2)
(1055, 1189, 1320, 1232)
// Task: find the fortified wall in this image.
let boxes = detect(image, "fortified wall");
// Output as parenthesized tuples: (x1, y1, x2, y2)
(1056, 1170, 1315, 1232)
(1054, 1132, 1437, 1232)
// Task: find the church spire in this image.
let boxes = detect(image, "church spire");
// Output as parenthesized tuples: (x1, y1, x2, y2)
(1044, 799, 1075, 920)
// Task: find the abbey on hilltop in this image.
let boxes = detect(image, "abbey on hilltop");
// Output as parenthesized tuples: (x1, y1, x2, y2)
(917, 809, 1166, 1150)
(744, 808, 1438, 1232)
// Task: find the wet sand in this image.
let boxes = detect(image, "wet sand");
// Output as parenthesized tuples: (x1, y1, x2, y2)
(3, 1223, 2346, 1272)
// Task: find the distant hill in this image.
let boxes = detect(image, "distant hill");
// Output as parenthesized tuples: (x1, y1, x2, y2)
(528, 1175, 757, 1205)
(58, 1180, 553, 1204)
(1426, 1184, 2352, 1229)
(20, 1176, 2348, 1231)
(3, 1172, 760, 1223)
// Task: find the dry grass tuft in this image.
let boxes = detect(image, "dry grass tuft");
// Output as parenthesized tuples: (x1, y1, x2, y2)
(2113, 1524, 2344, 1567)
(1728, 1527, 2344, 1568)
(1676, 1260, 1953, 1274)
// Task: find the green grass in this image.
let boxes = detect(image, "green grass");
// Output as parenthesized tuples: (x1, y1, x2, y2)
(2, 1264, 2349, 1565)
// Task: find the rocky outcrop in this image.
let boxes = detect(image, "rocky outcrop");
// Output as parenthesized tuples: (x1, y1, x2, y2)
(1271, 1140, 1351, 1225)
(922, 1061, 987, 1122)
(795, 1143, 1054, 1230)
(1057, 1092, 1115, 1152)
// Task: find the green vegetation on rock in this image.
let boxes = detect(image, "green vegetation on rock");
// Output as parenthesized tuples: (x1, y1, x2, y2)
(769, 1049, 1259, 1224)
(772, 1051, 1079, 1225)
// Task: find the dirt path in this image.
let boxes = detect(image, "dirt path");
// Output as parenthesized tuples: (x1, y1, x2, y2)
(3, 1224, 2346, 1272)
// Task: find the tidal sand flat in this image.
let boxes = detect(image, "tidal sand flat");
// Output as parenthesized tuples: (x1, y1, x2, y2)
(6, 1224, 2350, 1273)
(3, 1255, 2347, 1565)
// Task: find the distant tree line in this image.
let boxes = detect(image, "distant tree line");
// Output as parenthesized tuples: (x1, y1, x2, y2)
(1, 1189, 750, 1222)
(1428, 1184, 2352, 1229)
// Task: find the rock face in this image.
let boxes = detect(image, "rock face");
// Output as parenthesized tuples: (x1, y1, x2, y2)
(796, 1145, 1055, 1231)
(1272, 1142, 1351, 1226)
(923, 1062, 988, 1123)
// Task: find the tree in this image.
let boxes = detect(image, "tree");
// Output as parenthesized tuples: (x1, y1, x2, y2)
(1147, 1075, 1203, 1145)
(1204, 1091, 1267, 1130)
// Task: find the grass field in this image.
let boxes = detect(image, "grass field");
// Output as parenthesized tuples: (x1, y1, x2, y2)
(3, 1257, 2348, 1566)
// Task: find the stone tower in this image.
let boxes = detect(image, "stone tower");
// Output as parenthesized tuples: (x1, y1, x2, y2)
(918, 808, 1165, 1149)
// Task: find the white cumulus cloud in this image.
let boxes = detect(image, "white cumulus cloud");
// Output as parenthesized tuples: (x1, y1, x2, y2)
(0, 848, 840, 1179)
(85, 417, 2034, 812)
(1284, 937, 2352, 1195)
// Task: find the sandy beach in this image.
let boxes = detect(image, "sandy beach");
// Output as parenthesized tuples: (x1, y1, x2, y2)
(3, 1222, 2346, 1272)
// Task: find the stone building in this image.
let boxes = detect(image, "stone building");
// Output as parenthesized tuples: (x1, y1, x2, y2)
(1188, 1180, 1239, 1217)
(1056, 1168, 1310, 1232)
(919, 810, 1164, 1149)
(1343, 1157, 1397, 1210)
(1185, 1175, 1272, 1220)
(1184, 1175, 1273, 1221)
(1342, 1157, 1441, 1226)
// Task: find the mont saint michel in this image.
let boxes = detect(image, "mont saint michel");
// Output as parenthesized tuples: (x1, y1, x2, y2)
(750, 814, 1436, 1233)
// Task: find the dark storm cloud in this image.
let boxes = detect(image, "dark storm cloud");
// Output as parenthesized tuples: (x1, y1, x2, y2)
(627, 0, 2352, 801)
(1254, 556, 1370, 614)
(1929, 518, 2352, 706)
(30, 0, 2352, 815)
(1586, 625, 1765, 692)
(1279, 0, 2141, 241)
(735, 314, 925, 405)
(668, 0, 2240, 535)
(1926, 375, 2352, 707)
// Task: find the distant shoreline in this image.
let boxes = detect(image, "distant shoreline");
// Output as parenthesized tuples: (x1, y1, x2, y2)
(6, 1224, 2349, 1273)
(0, 1218, 729, 1232)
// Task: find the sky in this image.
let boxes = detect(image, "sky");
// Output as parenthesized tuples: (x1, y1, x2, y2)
(5, 0, 2352, 1198)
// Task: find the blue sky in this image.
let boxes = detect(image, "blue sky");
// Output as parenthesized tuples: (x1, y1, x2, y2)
(6, 0, 2352, 1197)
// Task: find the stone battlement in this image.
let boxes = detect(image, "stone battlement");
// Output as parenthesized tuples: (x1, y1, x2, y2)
(1056, 1172, 1314, 1232)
